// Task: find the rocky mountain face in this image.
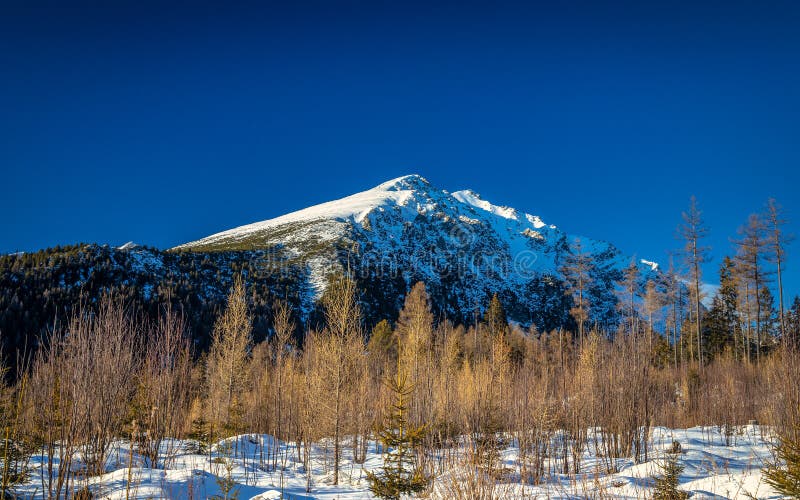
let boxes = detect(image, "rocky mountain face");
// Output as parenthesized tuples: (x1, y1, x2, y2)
(176, 174, 656, 330)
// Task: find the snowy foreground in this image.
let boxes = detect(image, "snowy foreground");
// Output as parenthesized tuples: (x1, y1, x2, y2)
(17, 426, 783, 499)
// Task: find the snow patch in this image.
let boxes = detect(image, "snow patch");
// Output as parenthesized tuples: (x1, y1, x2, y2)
(526, 214, 546, 229)
(640, 259, 659, 271)
(452, 189, 519, 220)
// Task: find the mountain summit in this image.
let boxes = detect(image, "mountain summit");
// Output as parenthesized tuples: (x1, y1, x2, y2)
(176, 175, 654, 329)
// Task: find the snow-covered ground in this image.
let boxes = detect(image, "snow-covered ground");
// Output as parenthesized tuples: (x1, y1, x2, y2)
(16, 426, 782, 499)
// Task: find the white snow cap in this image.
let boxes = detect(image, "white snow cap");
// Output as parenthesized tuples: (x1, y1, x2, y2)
(375, 174, 430, 191)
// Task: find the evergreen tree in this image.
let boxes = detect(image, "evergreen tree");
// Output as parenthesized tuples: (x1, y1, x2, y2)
(763, 421, 800, 498)
(652, 451, 688, 500)
(525, 274, 572, 333)
(366, 371, 429, 499)
(787, 296, 800, 350)
(367, 319, 397, 362)
(702, 296, 732, 360)
(483, 294, 508, 338)
(700, 257, 740, 360)
(758, 286, 778, 349)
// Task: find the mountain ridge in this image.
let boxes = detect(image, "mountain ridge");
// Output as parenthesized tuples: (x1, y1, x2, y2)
(173, 174, 659, 329)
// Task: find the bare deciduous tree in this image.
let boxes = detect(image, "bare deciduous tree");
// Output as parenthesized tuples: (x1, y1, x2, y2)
(315, 274, 364, 485)
(134, 307, 192, 469)
(765, 198, 792, 344)
(734, 214, 771, 363)
(206, 275, 253, 438)
(679, 196, 710, 369)
(561, 238, 594, 342)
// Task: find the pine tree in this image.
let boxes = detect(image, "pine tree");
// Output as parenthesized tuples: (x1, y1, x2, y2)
(367, 319, 397, 363)
(787, 296, 800, 350)
(652, 451, 688, 500)
(366, 371, 429, 499)
(699, 258, 740, 360)
(763, 421, 800, 498)
(483, 294, 508, 338)
(758, 286, 778, 348)
(211, 442, 240, 500)
(702, 296, 732, 360)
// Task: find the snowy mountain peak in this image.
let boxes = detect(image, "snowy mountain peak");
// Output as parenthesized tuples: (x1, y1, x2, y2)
(374, 174, 430, 192)
(175, 174, 661, 328)
(176, 174, 609, 272)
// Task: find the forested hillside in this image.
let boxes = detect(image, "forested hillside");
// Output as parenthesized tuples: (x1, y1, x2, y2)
(0, 244, 309, 357)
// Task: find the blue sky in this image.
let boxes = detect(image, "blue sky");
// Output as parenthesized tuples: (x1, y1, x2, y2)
(2, 1, 799, 297)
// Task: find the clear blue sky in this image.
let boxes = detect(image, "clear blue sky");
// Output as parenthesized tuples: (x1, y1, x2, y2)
(2, 2, 799, 297)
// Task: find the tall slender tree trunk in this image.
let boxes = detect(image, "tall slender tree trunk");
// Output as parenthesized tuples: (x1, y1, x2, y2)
(693, 244, 702, 370)
(777, 257, 786, 345)
(677, 284, 683, 366)
(755, 266, 761, 363)
(333, 357, 342, 486)
(744, 283, 752, 362)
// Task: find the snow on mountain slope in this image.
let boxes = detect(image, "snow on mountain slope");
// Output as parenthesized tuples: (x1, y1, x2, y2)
(451, 189, 521, 221)
(180, 176, 428, 246)
(177, 174, 570, 265)
(175, 174, 659, 328)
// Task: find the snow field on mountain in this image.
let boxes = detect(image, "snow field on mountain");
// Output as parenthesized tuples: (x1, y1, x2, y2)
(174, 174, 598, 279)
(16, 426, 781, 499)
